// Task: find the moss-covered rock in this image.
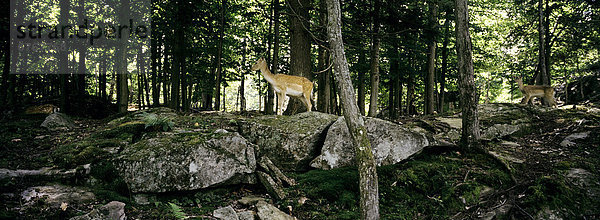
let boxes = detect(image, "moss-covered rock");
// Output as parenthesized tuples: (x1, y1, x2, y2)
(114, 130, 256, 193)
(310, 117, 430, 170)
(239, 111, 338, 171)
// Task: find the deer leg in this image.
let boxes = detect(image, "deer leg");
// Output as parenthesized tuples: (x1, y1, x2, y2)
(521, 94, 530, 105)
(276, 92, 285, 115)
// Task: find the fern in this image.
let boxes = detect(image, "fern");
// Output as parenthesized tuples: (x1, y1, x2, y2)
(168, 202, 187, 220)
(140, 113, 174, 132)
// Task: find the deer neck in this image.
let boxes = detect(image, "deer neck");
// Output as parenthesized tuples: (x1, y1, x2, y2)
(259, 66, 277, 85)
(517, 79, 525, 91)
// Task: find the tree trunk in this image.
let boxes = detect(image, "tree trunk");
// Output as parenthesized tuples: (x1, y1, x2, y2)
(357, 52, 366, 115)
(326, 0, 379, 219)
(284, 0, 312, 115)
(425, 0, 438, 115)
(368, 0, 381, 117)
(99, 60, 107, 100)
(317, 0, 330, 113)
(59, 0, 70, 112)
(137, 52, 143, 109)
(407, 54, 415, 115)
(266, 0, 279, 114)
(439, 13, 450, 113)
(115, 0, 130, 113)
(240, 39, 247, 111)
(214, 0, 226, 111)
(535, 0, 548, 86)
(1, 38, 9, 106)
(151, 14, 160, 106)
(455, 0, 480, 148)
(544, 0, 551, 85)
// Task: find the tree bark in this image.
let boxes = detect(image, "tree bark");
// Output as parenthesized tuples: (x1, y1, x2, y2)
(535, 0, 548, 86)
(357, 52, 366, 115)
(439, 13, 450, 114)
(425, 0, 438, 115)
(116, 0, 130, 113)
(455, 0, 480, 148)
(317, 0, 330, 113)
(368, 0, 381, 117)
(59, 0, 70, 112)
(214, 0, 226, 111)
(151, 8, 160, 106)
(407, 54, 415, 115)
(326, 0, 379, 219)
(284, 0, 312, 115)
(266, 0, 279, 114)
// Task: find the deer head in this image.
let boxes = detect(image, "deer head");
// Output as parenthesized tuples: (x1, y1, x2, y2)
(251, 57, 267, 71)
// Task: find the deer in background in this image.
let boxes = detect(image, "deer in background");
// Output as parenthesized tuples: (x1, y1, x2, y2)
(515, 77, 557, 107)
(251, 58, 314, 115)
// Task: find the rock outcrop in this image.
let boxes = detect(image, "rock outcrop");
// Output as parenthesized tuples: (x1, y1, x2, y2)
(115, 130, 256, 193)
(240, 112, 338, 171)
(311, 117, 429, 170)
(41, 112, 76, 131)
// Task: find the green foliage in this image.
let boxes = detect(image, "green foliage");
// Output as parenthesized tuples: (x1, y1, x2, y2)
(168, 202, 187, 220)
(288, 152, 512, 219)
(141, 113, 174, 132)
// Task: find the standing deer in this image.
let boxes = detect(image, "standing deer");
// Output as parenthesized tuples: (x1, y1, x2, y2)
(251, 58, 313, 115)
(515, 77, 557, 107)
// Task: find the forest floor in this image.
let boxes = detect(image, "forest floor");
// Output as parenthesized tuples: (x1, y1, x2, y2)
(0, 104, 599, 219)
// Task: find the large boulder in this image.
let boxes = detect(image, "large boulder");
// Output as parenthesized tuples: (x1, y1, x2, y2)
(239, 112, 338, 171)
(114, 130, 256, 193)
(310, 117, 429, 170)
(41, 112, 76, 131)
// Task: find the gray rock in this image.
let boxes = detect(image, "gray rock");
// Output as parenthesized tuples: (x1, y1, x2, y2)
(237, 210, 255, 220)
(115, 131, 256, 193)
(560, 132, 590, 147)
(213, 206, 239, 220)
(41, 112, 76, 131)
(70, 201, 126, 220)
(256, 201, 294, 220)
(21, 184, 95, 208)
(257, 171, 286, 200)
(238, 196, 266, 206)
(481, 124, 526, 141)
(535, 207, 562, 220)
(239, 111, 338, 171)
(311, 117, 429, 169)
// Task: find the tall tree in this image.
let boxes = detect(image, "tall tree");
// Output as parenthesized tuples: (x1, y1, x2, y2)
(76, 0, 87, 97)
(266, 0, 279, 114)
(425, 0, 438, 115)
(455, 0, 480, 148)
(284, 0, 312, 115)
(214, 0, 226, 111)
(439, 12, 451, 113)
(326, 0, 379, 219)
(151, 1, 160, 106)
(316, 0, 330, 113)
(116, 0, 130, 113)
(357, 52, 366, 115)
(535, 0, 549, 86)
(59, 0, 70, 112)
(368, 0, 381, 117)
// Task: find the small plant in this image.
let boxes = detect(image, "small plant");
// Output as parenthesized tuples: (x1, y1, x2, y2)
(141, 113, 174, 132)
(168, 202, 188, 220)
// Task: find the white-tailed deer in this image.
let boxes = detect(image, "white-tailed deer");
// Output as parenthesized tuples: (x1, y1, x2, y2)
(515, 77, 557, 107)
(251, 58, 313, 115)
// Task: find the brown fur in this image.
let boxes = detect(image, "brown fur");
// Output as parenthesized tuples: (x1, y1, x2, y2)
(516, 77, 557, 107)
(24, 104, 59, 114)
(251, 58, 313, 115)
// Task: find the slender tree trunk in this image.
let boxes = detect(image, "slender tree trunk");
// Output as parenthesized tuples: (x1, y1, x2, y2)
(116, 0, 130, 113)
(455, 0, 480, 148)
(266, 0, 279, 114)
(151, 14, 160, 106)
(368, 0, 381, 117)
(535, 0, 548, 86)
(317, 0, 330, 113)
(214, 0, 226, 111)
(59, 0, 70, 112)
(240, 39, 247, 111)
(357, 52, 366, 115)
(439, 13, 450, 113)
(285, 0, 312, 115)
(425, 0, 438, 115)
(1, 40, 9, 106)
(407, 54, 415, 115)
(544, 0, 551, 85)
(330, 74, 338, 114)
(326, 0, 379, 218)
(76, 0, 86, 97)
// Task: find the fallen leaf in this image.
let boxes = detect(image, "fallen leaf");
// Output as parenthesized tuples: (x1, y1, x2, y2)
(60, 202, 68, 211)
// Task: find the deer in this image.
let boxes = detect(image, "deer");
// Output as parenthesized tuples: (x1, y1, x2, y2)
(515, 77, 557, 107)
(251, 57, 313, 115)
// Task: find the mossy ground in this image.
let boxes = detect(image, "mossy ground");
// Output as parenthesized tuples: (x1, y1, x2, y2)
(1, 105, 598, 219)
